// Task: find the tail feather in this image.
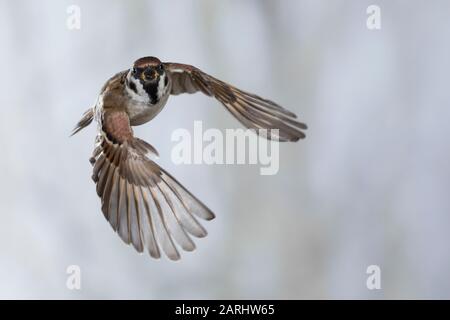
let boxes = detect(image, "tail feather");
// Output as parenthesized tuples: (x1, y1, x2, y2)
(71, 108, 94, 136)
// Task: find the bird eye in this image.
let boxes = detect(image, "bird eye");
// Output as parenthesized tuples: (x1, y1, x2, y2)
(158, 64, 164, 71)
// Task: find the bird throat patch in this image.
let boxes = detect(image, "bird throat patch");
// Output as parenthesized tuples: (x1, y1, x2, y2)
(143, 81, 159, 104)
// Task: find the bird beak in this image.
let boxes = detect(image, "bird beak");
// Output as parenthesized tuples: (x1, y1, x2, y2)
(142, 69, 158, 81)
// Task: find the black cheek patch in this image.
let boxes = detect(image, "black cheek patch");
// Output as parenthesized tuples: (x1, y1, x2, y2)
(128, 81, 137, 94)
(144, 82, 159, 104)
(164, 76, 168, 87)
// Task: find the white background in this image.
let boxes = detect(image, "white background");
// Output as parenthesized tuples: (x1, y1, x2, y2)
(0, 0, 449, 299)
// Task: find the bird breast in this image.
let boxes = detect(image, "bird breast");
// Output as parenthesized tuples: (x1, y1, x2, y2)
(126, 90, 170, 126)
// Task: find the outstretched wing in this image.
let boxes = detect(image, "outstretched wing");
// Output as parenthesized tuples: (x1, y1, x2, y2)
(91, 109, 215, 260)
(164, 62, 307, 142)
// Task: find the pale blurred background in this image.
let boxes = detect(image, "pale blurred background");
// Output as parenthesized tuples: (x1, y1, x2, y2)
(0, 0, 449, 299)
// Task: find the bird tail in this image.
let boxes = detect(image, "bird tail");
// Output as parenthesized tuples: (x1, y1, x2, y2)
(71, 108, 94, 136)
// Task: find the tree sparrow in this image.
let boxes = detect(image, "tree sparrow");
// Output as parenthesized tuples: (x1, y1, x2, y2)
(72, 56, 307, 260)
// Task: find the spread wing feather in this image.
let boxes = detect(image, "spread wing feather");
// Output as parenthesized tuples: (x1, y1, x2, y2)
(91, 110, 214, 260)
(165, 62, 307, 141)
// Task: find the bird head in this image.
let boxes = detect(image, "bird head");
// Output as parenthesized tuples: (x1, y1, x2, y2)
(126, 56, 168, 104)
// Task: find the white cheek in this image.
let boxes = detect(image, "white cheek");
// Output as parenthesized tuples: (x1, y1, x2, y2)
(126, 73, 150, 103)
(157, 74, 167, 99)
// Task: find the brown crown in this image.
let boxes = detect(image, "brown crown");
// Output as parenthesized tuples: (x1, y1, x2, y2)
(133, 56, 162, 68)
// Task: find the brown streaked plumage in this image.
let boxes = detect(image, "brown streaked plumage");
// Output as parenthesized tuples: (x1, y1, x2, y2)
(72, 56, 307, 260)
(134, 56, 162, 68)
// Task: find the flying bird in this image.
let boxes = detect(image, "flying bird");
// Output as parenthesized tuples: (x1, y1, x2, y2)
(72, 56, 307, 260)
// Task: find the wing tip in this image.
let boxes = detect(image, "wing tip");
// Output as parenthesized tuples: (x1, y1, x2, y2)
(203, 211, 216, 221)
(167, 252, 181, 261)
